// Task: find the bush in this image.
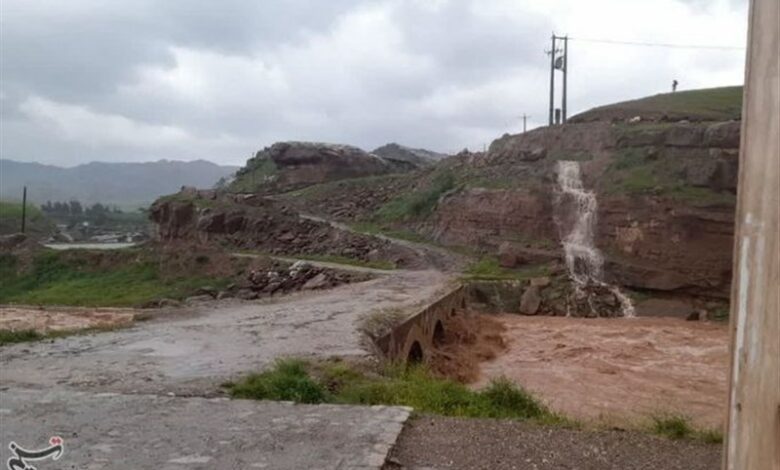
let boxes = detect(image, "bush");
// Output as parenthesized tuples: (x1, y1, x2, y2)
(478, 377, 547, 419)
(651, 414, 694, 439)
(229, 359, 328, 404)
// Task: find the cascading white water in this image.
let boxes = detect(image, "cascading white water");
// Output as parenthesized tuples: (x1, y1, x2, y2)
(555, 161, 635, 318)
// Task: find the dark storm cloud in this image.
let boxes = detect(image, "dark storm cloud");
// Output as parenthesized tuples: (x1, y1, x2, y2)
(1, 0, 747, 166)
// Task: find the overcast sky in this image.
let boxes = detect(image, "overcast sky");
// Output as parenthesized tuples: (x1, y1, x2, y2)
(1, 0, 748, 167)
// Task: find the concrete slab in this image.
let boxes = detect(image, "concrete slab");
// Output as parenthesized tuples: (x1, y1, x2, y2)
(0, 388, 411, 470)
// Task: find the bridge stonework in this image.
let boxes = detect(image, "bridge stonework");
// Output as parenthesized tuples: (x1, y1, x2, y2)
(374, 285, 468, 363)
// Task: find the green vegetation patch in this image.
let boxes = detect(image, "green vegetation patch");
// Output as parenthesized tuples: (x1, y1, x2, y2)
(650, 413, 723, 443)
(290, 253, 395, 271)
(462, 257, 550, 281)
(0, 200, 55, 236)
(229, 359, 563, 423)
(0, 249, 232, 307)
(602, 147, 736, 205)
(0, 329, 44, 346)
(230, 157, 279, 192)
(576, 86, 742, 122)
(374, 171, 455, 222)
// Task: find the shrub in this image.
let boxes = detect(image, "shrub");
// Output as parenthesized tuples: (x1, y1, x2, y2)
(0, 329, 43, 346)
(651, 414, 694, 439)
(228, 359, 328, 404)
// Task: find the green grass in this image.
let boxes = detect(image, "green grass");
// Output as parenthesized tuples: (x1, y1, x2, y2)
(228, 359, 564, 423)
(230, 359, 328, 404)
(350, 222, 433, 245)
(0, 200, 55, 236)
(0, 329, 44, 346)
(575, 86, 742, 122)
(602, 147, 736, 205)
(374, 171, 455, 222)
(462, 257, 550, 281)
(0, 250, 231, 307)
(650, 413, 723, 443)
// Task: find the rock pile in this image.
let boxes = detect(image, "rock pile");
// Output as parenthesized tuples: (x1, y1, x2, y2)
(242, 260, 370, 298)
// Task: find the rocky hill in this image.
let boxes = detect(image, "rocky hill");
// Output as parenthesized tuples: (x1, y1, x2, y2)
(229, 141, 440, 194)
(152, 86, 742, 307)
(268, 87, 741, 302)
(371, 143, 448, 171)
(0, 159, 238, 207)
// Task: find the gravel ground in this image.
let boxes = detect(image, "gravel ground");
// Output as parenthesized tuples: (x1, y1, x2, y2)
(385, 416, 721, 470)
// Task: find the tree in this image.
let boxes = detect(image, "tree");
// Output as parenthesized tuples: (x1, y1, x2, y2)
(69, 200, 83, 215)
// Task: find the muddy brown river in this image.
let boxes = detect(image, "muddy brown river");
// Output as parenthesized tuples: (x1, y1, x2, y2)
(475, 315, 729, 429)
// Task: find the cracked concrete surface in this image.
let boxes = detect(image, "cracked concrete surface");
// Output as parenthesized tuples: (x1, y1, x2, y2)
(0, 269, 448, 468)
(0, 388, 411, 469)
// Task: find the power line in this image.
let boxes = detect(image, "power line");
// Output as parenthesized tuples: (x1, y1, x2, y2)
(569, 37, 745, 51)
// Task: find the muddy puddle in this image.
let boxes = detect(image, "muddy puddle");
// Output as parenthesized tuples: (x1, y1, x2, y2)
(0, 306, 141, 334)
(474, 315, 729, 429)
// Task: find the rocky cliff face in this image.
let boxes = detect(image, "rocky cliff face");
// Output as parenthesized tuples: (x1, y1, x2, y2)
(430, 120, 739, 298)
(149, 188, 423, 268)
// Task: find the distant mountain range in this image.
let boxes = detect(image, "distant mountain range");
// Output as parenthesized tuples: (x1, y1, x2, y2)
(0, 159, 238, 207)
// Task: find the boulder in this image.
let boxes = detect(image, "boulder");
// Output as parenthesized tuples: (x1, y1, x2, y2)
(703, 121, 741, 148)
(196, 213, 226, 233)
(236, 289, 259, 300)
(302, 273, 329, 290)
(519, 286, 542, 315)
(665, 125, 704, 147)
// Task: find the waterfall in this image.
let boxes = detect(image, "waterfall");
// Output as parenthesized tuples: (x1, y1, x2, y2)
(555, 161, 635, 318)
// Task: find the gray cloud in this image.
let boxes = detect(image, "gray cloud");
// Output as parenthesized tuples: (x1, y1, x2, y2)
(1, 0, 748, 166)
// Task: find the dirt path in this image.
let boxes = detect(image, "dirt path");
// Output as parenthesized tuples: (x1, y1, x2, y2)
(386, 416, 721, 470)
(233, 252, 397, 275)
(474, 315, 729, 429)
(298, 213, 470, 272)
(0, 269, 451, 396)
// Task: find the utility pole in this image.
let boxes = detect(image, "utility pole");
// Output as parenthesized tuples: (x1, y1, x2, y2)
(562, 35, 568, 123)
(20, 186, 27, 234)
(722, 0, 779, 468)
(547, 33, 568, 126)
(548, 34, 556, 126)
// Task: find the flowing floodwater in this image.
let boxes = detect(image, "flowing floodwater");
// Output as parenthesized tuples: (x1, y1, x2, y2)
(555, 161, 635, 317)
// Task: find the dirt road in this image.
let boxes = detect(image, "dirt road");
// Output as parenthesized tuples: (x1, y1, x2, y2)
(386, 416, 721, 470)
(0, 269, 451, 396)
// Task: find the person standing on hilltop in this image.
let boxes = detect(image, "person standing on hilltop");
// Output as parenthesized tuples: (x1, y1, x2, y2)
(672, 79, 679, 92)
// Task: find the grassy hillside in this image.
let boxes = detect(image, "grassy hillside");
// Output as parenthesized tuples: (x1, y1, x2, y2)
(0, 247, 236, 307)
(571, 86, 743, 123)
(0, 200, 54, 237)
